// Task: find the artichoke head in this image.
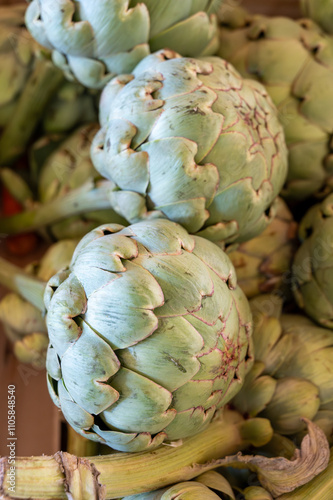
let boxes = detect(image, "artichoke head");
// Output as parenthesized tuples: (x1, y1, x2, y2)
(301, 0, 333, 34)
(45, 219, 253, 452)
(92, 50, 288, 247)
(218, 12, 333, 200)
(293, 193, 333, 328)
(25, 0, 224, 88)
(229, 198, 298, 298)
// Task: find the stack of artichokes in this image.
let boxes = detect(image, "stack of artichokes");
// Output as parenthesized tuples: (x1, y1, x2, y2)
(1, 0, 333, 498)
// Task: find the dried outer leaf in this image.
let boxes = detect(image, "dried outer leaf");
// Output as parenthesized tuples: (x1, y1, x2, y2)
(277, 446, 333, 499)
(216, 420, 330, 497)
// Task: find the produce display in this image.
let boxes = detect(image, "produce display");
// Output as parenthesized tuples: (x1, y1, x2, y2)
(1, 0, 333, 498)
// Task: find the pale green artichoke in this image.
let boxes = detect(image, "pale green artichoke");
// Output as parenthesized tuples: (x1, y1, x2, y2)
(92, 50, 288, 247)
(292, 193, 333, 328)
(25, 0, 223, 89)
(0, 239, 77, 368)
(301, 0, 333, 34)
(231, 295, 333, 440)
(228, 198, 298, 298)
(45, 219, 253, 452)
(218, 11, 333, 200)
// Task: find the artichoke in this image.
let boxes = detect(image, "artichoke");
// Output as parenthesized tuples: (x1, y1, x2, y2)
(92, 50, 288, 247)
(228, 198, 298, 298)
(0, 239, 77, 368)
(43, 219, 253, 452)
(218, 11, 333, 200)
(25, 0, 223, 89)
(292, 193, 333, 329)
(231, 295, 333, 440)
(301, 0, 333, 34)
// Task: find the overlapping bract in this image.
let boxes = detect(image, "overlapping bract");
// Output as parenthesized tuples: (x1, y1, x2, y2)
(45, 219, 253, 452)
(229, 198, 298, 298)
(25, 0, 223, 88)
(293, 193, 333, 329)
(232, 295, 333, 440)
(92, 50, 287, 247)
(301, 0, 333, 34)
(218, 12, 333, 200)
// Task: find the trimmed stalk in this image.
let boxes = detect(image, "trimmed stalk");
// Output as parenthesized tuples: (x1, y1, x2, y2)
(0, 256, 45, 311)
(0, 55, 64, 165)
(0, 180, 115, 235)
(0, 411, 273, 500)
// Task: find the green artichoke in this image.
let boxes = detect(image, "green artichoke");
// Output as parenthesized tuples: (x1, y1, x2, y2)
(44, 219, 253, 452)
(301, 0, 333, 34)
(25, 0, 223, 89)
(218, 11, 333, 200)
(0, 239, 77, 368)
(228, 198, 298, 298)
(231, 295, 333, 440)
(292, 193, 333, 328)
(92, 50, 288, 247)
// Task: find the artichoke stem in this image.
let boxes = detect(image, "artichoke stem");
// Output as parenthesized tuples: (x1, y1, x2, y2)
(0, 411, 273, 499)
(0, 257, 46, 311)
(0, 57, 64, 165)
(0, 180, 114, 235)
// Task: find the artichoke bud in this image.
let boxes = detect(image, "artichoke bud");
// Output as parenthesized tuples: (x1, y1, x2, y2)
(218, 12, 333, 200)
(25, 0, 224, 89)
(260, 377, 320, 435)
(92, 49, 287, 247)
(229, 198, 298, 299)
(45, 219, 253, 452)
(301, 0, 333, 34)
(13, 332, 49, 369)
(292, 193, 333, 329)
(0, 293, 46, 339)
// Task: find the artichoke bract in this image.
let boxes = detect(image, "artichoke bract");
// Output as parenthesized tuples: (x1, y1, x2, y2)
(45, 219, 253, 452)
(92, 50, 288, 247)
(231, 295, 333, 439)
(301, 0, 333, 34)
(218, 12, 333, 200)
(25, 0, 223, 89)
(228, 198, 298, 299)
(292, 193, 333, 328)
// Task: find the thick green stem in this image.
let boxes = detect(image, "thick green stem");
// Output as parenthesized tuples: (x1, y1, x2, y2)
(0, 56, 64, 165)
(0, 256, 46, 311)
(0, 412, 273, 499)
(0, 180, 114, 235)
